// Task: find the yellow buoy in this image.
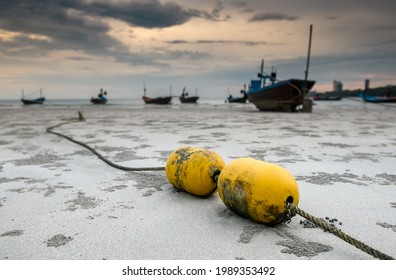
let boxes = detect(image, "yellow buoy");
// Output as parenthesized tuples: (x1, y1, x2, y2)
(166, 146, 225, 197)
(217, 158, 299, 225)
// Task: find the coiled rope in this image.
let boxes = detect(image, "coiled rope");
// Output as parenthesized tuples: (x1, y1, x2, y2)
(47, 117, 394, 260)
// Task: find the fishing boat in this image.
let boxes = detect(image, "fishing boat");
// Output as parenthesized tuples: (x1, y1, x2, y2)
(246, 25, 315, 112)
(21, 88, 45, 105)
(359, 81, 396, 103)
(359, 93, 396, 103)
(90, 89, 108, 104)
(225, 85, 248, 103)
(179, 87, 199, 103)
(142, 95, 172, 104)
(312, 93, 343, 101)
(142, 85, 172, 104)
(246, 62, 315, 111)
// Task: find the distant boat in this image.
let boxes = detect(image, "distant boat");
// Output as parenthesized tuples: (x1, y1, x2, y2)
(179, 87, 199, 103)
(359, 93, 396, 103)
(91, 89, 108, 104)
(246, 25, 315, 112)
(142, 84, 172, 105)
(142, 95, 173, 104)
(312, 93, 343, 101)
(21, 89, 45, 105)
(225, 85, 248, 103)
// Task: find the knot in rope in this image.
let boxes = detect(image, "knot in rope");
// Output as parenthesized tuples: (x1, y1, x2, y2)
(281, 202, 298, 224)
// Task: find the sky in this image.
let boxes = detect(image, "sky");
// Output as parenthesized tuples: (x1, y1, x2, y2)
(1, 0, 396, 100)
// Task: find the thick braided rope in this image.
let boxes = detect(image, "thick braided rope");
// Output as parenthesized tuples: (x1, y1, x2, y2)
(47, 120, 165, 172)
(287, 204, 394, 260)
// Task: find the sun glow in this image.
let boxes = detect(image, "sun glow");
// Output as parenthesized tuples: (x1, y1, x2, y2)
(0, 29, 52, 42)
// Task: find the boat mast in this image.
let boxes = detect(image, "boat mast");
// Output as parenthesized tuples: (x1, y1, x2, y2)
(260, 59, 264, 87)
(303, 24, 313, 97)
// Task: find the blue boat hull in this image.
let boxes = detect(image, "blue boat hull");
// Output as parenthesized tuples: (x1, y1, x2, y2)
(359, 94, 396, 103)
(21, 97, 45, 105)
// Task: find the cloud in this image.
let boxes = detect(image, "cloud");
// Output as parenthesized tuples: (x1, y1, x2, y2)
(166, 39, 268, 46)
(249, 13, 298, 22)
(0, 0, 227, 66)
(230, 1, 248, 8)
(367, 24, 396, 32)
(60, 0, 229, 28)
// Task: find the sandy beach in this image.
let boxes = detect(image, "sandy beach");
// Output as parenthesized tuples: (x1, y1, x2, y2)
(0, 99, 395, 261)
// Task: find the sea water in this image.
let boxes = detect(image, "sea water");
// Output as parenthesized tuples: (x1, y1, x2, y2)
(1, 97, 395, 112)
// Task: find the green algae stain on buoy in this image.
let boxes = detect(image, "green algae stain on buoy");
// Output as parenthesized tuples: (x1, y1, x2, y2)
(166, 146, 225, 198)
(217, 158, 299, 225)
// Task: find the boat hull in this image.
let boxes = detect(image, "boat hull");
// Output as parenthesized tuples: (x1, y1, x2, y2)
(179, 96, 199, 103)
(226, 96, 247, 103)
(21, 97, 45, 105)
(142, 96, 172, 104)
(359, 94, 396, 103)
(90, 98, 107, 104)
(247, 79, 315, 112)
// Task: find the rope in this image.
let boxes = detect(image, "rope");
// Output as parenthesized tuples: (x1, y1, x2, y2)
(286, 203, 394, 260)
(46, 117, 394, 260)
(46, 120, 165, 172)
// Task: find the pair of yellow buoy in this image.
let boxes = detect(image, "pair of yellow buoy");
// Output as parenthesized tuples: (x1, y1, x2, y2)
(166, 146, 299, 225)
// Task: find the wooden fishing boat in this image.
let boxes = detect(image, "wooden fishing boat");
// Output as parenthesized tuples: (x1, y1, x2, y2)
(21, 89, 45, 105)
(359, 94, 396, 103)
(142, 84, 172, 104)
(179, 87, 199, 103)
(225, 85, 248, 103)
(21, 97, 45, 105)
(90, 89, 107, 104)
(246, 25, 315, 112)
(246, 66, 315, 111)
(142, 95, 172, 104)
(225, 94, 248, 103)
(90, 97, 107, 104)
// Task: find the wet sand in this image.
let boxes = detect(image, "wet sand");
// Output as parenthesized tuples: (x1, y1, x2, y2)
(0, 99, 395, 260)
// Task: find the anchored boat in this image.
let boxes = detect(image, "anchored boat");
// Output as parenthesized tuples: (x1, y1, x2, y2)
(225, 85, 248, 103)
(21, 89, 45, 105)
(142, 95, 173, 104)
(142, 84, 172, 104)
(359, 80, 396, 103)
(91, 89, 108, 104)
(179, 87, 199, 103)
(246, 25, 315, 112)
(246, 62, 315, 111)
(359, 94, 396, 103)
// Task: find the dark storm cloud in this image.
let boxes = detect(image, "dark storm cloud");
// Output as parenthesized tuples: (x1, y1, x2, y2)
(0, 0, 125, 58)
(58, 0, 228, 28)
(0, 0, 226, 65)
(249, 13, 298, 22)
(0, 0, 228, 30)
